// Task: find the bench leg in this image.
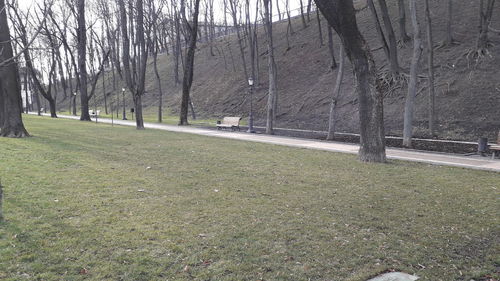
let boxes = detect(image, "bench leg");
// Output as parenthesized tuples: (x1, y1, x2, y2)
(493, 151, 497, 160)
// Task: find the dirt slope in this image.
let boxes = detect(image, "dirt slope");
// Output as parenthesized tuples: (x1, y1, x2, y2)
(85, 0, 500, 141)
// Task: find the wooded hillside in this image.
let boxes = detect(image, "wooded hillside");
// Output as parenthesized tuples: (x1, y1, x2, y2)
(48, 0, 500, 141)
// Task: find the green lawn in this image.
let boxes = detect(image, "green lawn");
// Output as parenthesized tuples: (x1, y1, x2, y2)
(0, 115, 498, 281)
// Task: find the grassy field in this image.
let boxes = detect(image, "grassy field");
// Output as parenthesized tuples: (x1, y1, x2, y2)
(0, 115, 498, 281)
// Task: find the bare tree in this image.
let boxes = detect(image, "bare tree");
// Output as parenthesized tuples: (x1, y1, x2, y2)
(76, 0, 91, 121)
(9, 3, 58, 118)
(263, 0, 278, 135)
(299, 0, 307, 28)
(315, 0, 386, 163)
(445, 0, 454, 45)
(476, 0, 496, 55)
(148, 0, 165, 123)
(327, 25, 337, 69)
(378, 0, 400, 74)
(326, 44, 345, 141)
(403, 0, 423, 148)
(285, 0, 294, 35)
(424, 0, 436, 137)
(316, 7, 323, 46)
(179, 0, 202, 125)
(0, 0, 29, 137)
(228, 0, 249, 80)
(397, 0, 411, 42)
(368, 0, 399, 75)
(118, 0, 147, 129)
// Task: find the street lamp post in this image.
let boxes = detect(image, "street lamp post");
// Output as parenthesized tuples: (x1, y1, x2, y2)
(122, 88, 127, 120)
(247, 78, 255, 133)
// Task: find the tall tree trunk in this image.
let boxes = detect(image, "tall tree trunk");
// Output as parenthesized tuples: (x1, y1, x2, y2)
(286, 0, 294, 35)
(189, 97, 196, 120)
(275, 0, 282, 21)
(133, 0, 147, 130)
(315, 0, 386, 163)
(0, 0, 29, 137)
(445, 0, 454, 45)
(326, 45, 345, 141)
(77, 0, 90, 121)
(264, 0, 278, 135)
(307, 0, 313, 22)
(477, 0, 496, 52)
(299, 0, 307, 28)
(424, 0, 436, 137)
(173, 13, 181, 84)
(228, 0, 249, 80)
(403, 0, 423, 148)
(24, 71, 29, 113)
(11, 5, 58, 119)
(118, 0, 132, 122)
(33, 82, 41, 116)
(367, 0, 390, 64)
(316, 8, 324, 46)
(179, 0, 201, 125)
(397, 0, 411, 42)
(327, 25, 337, 69)
(378, 0, 400, 74)
(153, 32, 163, 123)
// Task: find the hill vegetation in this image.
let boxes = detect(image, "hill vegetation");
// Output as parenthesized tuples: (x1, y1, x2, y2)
(66, 0, 500, 142)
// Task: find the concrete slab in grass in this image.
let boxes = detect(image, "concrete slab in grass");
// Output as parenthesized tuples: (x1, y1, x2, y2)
(367, 272, 419, 281)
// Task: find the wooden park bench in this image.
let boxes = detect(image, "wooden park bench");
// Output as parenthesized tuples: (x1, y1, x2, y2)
(490, 131, 500, 159)
(216, 117, 242, 131)
(89, 110, 101, 118)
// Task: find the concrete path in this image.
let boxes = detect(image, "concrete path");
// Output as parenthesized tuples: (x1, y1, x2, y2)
(29, 113, 500, 172)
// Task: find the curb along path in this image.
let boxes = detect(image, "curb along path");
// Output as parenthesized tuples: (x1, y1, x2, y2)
(29, 113, 500, 173)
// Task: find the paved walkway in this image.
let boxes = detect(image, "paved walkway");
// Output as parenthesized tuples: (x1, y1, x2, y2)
(30, 113, 500, 172)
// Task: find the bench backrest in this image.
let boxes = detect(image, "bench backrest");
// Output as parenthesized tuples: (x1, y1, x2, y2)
(221, 117, 241, 126)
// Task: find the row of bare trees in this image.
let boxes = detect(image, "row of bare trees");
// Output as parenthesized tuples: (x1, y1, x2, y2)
(1, 0, 498, 163)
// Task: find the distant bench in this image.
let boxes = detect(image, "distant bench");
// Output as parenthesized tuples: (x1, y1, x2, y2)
(490, 131, 500, 159)
(89, 110, 101, 118)
(216, 117, 241, 131)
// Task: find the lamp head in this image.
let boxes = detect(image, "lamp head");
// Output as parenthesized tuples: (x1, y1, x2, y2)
(248, 78, 254, 86)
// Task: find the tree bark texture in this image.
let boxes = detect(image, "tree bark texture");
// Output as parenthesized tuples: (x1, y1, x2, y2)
(403, 0, 423, 148)
(327, 45, 345, 141)
(327, 25, 337, 69)
(367, 0, 390, 64)
(314, 0, 386, 163)
(264, 0, 278, 135)
(477, 0, 496, 51)
(77, 0, 91, 121)
(397, 0, 411, 42)
(179, 0, 201, 125)
(378, 0, 400, 74)
(0, 0, 29, 137)
(424, 0, 436, 136)
(445, 0, 453, 44)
